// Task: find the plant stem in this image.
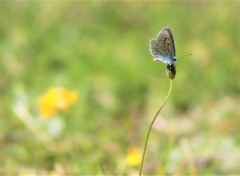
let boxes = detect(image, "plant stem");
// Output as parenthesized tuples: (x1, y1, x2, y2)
(139, 79, 173, 176)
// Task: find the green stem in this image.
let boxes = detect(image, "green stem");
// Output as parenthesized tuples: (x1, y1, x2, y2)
(139, 79, 173, 176)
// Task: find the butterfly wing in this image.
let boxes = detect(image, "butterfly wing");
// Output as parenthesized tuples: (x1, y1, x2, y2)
(150, 28, 176, 64)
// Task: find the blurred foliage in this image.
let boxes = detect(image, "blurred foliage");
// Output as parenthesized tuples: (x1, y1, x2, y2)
(0, 1, 240, 175)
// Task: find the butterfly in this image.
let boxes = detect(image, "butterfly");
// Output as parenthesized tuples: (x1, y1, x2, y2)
(149, 27, 177, 79)
(150, 27, 177, 65)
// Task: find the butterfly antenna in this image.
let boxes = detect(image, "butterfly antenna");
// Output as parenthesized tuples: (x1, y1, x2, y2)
(180, 54, 192, 57)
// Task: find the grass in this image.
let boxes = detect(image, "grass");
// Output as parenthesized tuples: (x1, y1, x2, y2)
(139, 79, 173, 175)
(0, 1, 240, 175)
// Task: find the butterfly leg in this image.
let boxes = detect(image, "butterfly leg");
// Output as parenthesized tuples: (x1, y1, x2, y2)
(153, 58, 161, 62)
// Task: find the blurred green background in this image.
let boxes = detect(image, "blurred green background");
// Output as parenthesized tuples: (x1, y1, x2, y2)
(1, 1, 240, 175)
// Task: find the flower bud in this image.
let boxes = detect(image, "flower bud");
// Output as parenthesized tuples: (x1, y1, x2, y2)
(166, 64, 176, 79)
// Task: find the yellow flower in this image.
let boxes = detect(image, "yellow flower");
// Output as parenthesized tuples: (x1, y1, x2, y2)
(126, 148, 142, 166)
(39, 87, 78, 118)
